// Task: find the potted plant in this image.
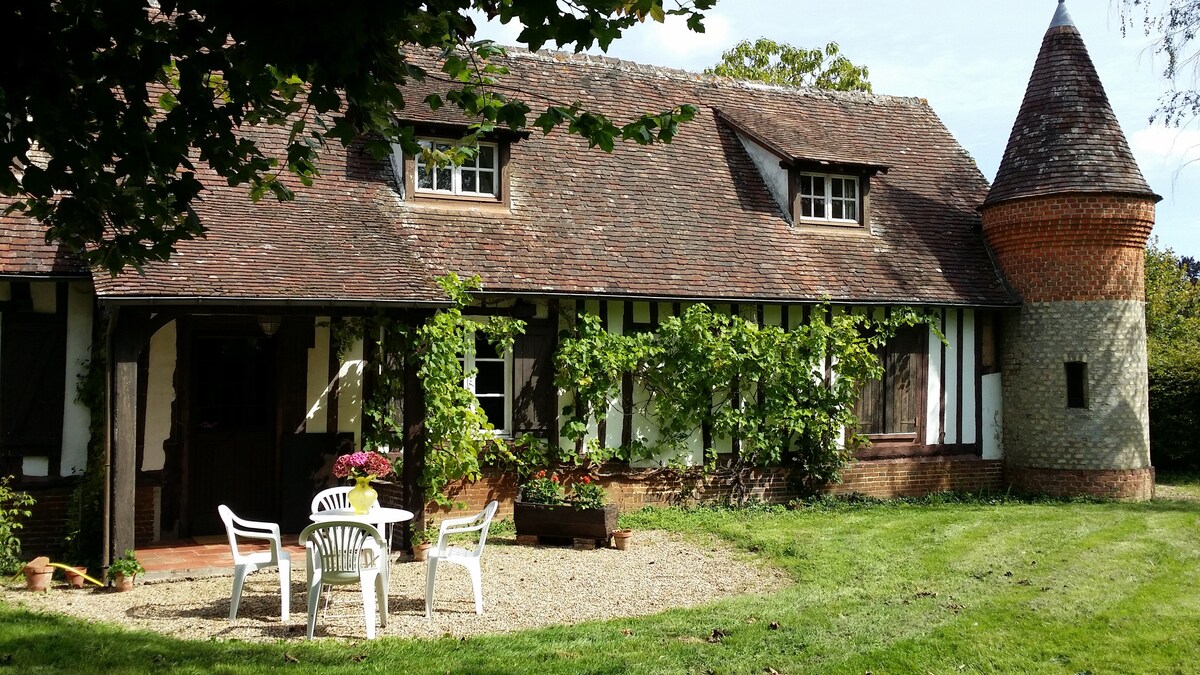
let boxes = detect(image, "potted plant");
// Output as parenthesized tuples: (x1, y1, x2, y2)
(411, 519, 437, 562)
(332, 450, 393, 514)
(22, 556, 53, 592)
(514, 472, 617, 545)
(108, 549, 144, 591)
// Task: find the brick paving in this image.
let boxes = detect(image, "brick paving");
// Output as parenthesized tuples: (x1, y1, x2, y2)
(136, 536, 306, 581)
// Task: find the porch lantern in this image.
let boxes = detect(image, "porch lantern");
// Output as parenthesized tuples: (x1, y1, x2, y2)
(257, 315, 282, 336)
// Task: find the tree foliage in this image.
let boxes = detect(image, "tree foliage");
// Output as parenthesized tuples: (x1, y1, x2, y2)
(1, 0, 712, 275)
(705, 39, 872, 92)
(1144, 238, 1200, 469)
(1120, 0, 1200, 125)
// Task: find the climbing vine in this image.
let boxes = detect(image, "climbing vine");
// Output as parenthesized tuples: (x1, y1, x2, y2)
(415, 273, 525, 506)
(333, 274, 526, 508)
(555, 303, 932, 492)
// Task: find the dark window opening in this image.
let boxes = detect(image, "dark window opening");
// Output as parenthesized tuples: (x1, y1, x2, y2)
(1065, 361, 1088, 409)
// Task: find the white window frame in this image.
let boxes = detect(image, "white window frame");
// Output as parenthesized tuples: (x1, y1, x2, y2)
(798, 172, 860, 224)
(414, 138, 499, 198)
(459, 328, 513, 436)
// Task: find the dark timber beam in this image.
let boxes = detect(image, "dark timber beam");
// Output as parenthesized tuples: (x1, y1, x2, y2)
(110, 308, 150, 567)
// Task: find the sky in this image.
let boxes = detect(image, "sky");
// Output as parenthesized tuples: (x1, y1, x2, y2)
(475, 0, 1199, 257)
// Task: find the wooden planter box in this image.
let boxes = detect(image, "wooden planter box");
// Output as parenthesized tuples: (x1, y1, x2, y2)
(514, 500, 618, 544)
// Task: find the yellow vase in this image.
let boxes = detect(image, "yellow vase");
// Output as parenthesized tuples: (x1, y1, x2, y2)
(348, 475, 378, 515)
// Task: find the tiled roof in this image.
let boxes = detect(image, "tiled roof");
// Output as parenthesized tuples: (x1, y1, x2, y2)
(984, 22, 1157, 206)
(62, 49, 1010, 306)
(0, 212, 87, 276)
(90, 137, 444, 304)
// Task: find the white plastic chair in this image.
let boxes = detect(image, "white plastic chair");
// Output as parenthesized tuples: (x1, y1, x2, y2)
(425, 500, 499, 618)
(310, 486, 353, 514)
(217, 504, 291, 622)
(311, 485, 392, 550)
(299, 520, 389, 640)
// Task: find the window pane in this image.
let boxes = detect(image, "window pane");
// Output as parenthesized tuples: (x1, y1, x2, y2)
(811, 177, 825, 197)
(462, 169, 477, 193)
(831, 179, 843, 198)
(435, 167, 451, 191)
(480, 172, 495, 195)
(844, 201, 857, 221)
(480, 146, 495, 169)
(801, 197, 815, 218)
(800, 175, 814, 195)
(844, 179, 857, 198)
(478, 395, 505, 427)
(435, 142, 452, 153)
(475, 361, 505, 394)
(474, 335, 500, 359)
(832, 201, 844, 220)
(417, 165, 433, 190)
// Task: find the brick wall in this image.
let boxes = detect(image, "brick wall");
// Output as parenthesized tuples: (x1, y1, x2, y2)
(379, 455, 1007, 519)
(981, 193, 1154, 302)
(18, 483, 75, 557)
(1007, 466, 1154, 500)
(999, 301, 1151, 472)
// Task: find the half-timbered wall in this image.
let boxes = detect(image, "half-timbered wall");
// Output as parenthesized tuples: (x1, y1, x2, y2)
(554, 299, 1002, 462)
(0, 280, 93, 479)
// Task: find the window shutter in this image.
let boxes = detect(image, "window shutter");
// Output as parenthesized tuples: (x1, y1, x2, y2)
(1, 313, 67, 456)
(511, 316, 558, 440)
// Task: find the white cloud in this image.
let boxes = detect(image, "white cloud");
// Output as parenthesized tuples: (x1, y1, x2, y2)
(1130, 125, 1200, 169)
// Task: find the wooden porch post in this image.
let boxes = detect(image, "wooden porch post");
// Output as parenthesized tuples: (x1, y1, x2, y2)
(401, 345, 426, 550)
(110, 309, 149, 564)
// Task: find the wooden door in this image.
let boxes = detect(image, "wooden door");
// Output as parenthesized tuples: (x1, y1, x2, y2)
(186, 334, 277, 535)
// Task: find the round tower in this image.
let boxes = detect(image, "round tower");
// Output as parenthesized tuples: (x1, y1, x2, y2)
(980, 0, 1161, 499)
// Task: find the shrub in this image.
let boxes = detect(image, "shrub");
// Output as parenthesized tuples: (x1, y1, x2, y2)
(1149, 346, 1200, 470)
(0, 476, 36, 575)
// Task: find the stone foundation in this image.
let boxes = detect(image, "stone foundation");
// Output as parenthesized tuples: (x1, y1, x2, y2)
(1007, 465, 1154, 500)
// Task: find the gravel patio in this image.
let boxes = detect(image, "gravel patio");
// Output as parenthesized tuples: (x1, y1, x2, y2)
(3, 530, 787, 642)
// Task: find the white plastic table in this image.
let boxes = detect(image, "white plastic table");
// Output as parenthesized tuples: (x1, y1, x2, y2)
(308, 507, 415, 553)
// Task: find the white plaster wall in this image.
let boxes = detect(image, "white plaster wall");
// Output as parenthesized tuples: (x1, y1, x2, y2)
(925, 316, 944, 446)
(337, 337, 364, 443)
(304, 318, 331, 433)
(961, 310, 977, 445)
(141, 320, 176, 472)
(29, 282, 56, 314)
(981, 372, 1003, 460)
(735, 134, 790, 220)
(22, 456, 49, 477)
(943, 310, 960, 444)
(60, 282, 94, 475)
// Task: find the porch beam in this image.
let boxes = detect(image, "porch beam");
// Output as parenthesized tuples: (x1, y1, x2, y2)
(110, 309, 150, 567)
(401, 346, 426, 550)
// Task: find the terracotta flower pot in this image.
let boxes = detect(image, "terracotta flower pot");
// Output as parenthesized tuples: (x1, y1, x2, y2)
(23, 566, 53, 592)
(63, 567, 88, 589)
(113, 573, 135, 592)
(612, 529, 634, 551)
(412, 542, 432, 563)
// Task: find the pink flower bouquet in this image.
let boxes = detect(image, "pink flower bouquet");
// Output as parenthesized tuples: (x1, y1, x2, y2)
(332, 451, 393, 480)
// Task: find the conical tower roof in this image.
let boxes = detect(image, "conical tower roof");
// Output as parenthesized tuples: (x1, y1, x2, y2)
(984, 1, 1158, 206)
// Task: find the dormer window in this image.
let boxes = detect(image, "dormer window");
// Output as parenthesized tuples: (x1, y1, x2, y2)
(796, 172, 862, 225)
(792, 170, 868, 228)
(415, 139, 499, 198)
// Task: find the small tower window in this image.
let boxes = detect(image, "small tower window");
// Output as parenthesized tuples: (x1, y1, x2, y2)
(1065, 361, 1088, 409)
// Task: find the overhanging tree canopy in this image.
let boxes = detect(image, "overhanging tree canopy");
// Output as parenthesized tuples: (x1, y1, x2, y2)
(0, 0, 713, 274)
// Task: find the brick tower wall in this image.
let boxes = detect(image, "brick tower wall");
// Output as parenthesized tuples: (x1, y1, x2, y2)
(982, 193, 1155, 499)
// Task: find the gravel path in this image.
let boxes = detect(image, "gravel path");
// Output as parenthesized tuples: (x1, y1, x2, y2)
(3, 531, 787, 642)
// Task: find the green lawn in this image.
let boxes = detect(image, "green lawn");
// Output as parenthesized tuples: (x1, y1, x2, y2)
(4, 495, 1200, 674)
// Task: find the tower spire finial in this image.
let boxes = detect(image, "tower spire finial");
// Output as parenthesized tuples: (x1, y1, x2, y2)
(1050, 0, 1074, 29)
